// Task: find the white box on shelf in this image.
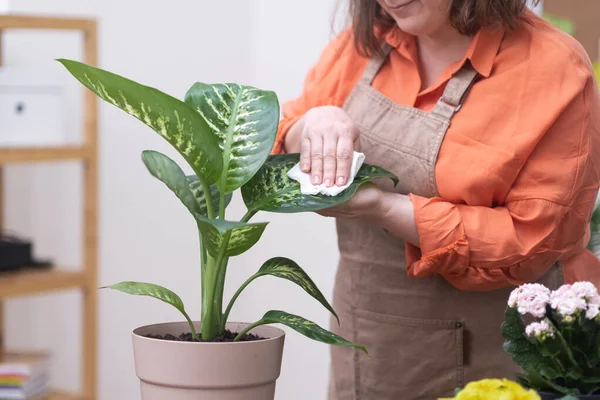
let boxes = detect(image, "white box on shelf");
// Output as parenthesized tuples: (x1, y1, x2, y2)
(0, 67, 67, 148)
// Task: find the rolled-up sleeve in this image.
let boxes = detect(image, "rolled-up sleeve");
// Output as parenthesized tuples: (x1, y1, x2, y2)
(406, 72, 600, 291)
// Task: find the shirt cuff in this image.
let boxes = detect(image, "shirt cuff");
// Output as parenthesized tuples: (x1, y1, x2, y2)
(406, 194, 469, 277)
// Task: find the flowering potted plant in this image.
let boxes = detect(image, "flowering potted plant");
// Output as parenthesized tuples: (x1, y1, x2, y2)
(439, 378, 543, 400)
(502, 281, 600, 400)
(57, 59, 394, 399)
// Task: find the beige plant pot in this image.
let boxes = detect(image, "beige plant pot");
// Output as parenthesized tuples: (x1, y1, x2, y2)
(132, 321, 286, 400)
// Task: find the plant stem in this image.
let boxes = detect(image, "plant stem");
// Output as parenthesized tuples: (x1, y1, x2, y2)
(234, 320, 263, 342)
(216, 210, 258, 332)
(203, 211, 256, 338)
(182, 310, 198, 339)
(540, 376, 571, 395)
(202, 233, 230, 340)
(241, 210, 256, 223)
(199, 227, 208, 323)
(548, 318, 582, 372)
(222, 274, 258, 331)
(214, 255, 229, 329)
(219, 193, 226, 220)
(201, 255, 219, 340)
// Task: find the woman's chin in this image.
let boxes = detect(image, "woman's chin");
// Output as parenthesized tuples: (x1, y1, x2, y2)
(393, 18, 434, 36)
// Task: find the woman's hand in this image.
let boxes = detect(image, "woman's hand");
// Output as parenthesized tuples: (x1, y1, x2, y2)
(317, 184, 383, 220)
(320, 186, 421, 247)
(284, 106, 360, 187)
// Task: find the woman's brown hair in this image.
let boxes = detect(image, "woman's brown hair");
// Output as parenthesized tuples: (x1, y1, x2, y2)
(349, 0, 539, 57)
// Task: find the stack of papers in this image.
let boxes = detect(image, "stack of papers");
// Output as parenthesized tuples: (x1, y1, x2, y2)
(0, 352, 50, 399)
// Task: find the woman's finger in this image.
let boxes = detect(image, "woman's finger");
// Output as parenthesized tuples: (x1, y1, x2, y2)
(300, 137, 311, 173)
(336, 135, 354, 186)
(323, 134, 338, 187)
(310, 134, 324, 185)
(353, 134, 361, 151)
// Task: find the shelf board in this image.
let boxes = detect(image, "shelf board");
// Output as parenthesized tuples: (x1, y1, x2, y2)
(44, 390, 84, 400)
(0, 15, 95, 32)
(0, 268, 86, 299)
(0, 146, 87, 165)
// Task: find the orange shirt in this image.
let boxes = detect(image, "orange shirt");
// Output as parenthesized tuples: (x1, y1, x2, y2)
(274, 11, 600, 291)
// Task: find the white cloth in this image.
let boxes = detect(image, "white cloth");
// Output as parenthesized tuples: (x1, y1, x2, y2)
(287, 152, 366, 196)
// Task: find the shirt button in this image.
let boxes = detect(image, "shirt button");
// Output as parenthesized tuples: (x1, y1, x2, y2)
(455, 321, 463, 329)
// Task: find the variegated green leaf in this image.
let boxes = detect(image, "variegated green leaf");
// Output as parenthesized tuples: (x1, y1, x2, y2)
(102, 281, 185, 311)
(242, 154, 398, 213)
(58, 59, 223, 184)
(502, 307, 561, 380)
(254, 257, 339, 324)
(185, 83, 279, 194)
(101, 281, 196, 337)
(186, 175, 233, 217)
(142, 151, 232, 218)
(240, 310, 367, 354)
(142, 150, 202, 217)
(195, 216, 267, 258)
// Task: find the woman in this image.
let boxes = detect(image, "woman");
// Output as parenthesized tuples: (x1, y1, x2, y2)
(276, 0, 600, 399)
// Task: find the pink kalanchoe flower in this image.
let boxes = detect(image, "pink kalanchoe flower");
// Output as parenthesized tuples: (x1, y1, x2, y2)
(571, 281, 599, 301)
(587, 303, 600, 320)
(550, 284, 588, 318)
(586, 294, 600, 320)
(508, 283, 551, 318)
(525, 320, 555, 341)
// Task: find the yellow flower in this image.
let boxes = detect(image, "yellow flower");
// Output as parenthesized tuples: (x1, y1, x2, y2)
(439, 379, 541, 400)
(465, 379, 506, 392)
(594, 61, 600, 88)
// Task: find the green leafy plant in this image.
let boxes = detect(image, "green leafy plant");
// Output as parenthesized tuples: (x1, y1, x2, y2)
(59, 59, 397, 350)
(502, 282, 600, 398)
(587, 204, 600, 255)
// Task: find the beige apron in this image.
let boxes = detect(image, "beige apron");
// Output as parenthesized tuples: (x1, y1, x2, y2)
(328, 45, 563, 400)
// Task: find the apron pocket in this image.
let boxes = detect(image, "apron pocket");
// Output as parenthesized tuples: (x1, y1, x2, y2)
(354, 308, 464, 400)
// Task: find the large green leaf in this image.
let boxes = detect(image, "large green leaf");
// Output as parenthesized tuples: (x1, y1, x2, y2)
(253, 258, 339, 324)
(101, 281, 196, 336)
(241, 154, 398, 213)
(142, 150, 202, 216)
(239, 310, 367, 354)
(186, 175, 232, 217)
(502, 307, 561, 380)
(196, 216, 267, 258)
(185, 83, 279, 194)
(102, 281, 185, 311)
(142, 151, 232, 218)
(58, 59, 222, 184)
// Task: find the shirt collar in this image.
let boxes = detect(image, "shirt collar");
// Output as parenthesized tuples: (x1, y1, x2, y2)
(384, 25, 505, 78)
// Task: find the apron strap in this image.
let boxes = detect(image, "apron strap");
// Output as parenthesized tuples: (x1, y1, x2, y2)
(431, 63, 479, 120)
(360, 44, 392, 85)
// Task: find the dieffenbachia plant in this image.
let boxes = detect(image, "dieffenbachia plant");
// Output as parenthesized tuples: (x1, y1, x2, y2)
(59, 59, 397, 351)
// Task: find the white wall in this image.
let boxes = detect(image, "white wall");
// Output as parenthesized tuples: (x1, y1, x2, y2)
(530, 0, 543, 15)
(3, 1, 341, 399)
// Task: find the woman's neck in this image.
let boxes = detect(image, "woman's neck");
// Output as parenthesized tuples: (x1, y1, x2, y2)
(415, 25, 473, 91)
